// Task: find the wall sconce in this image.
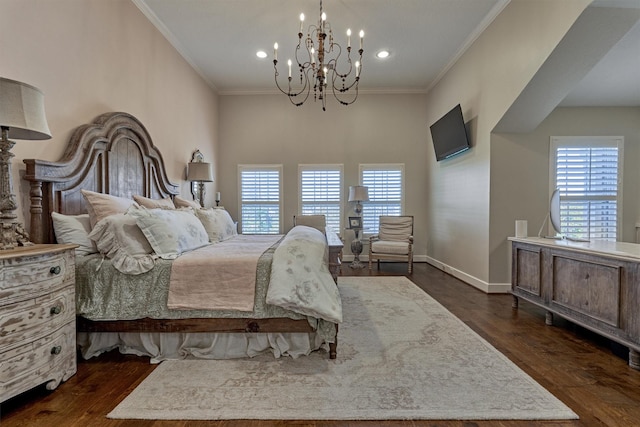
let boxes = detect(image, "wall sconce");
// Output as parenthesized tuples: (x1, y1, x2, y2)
(0, 78, 51, 250)
(187, 149, 213, 207)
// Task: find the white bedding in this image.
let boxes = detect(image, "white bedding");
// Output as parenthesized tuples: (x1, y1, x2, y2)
(267, 226, 343, 323)
(76, 226, 342, 361)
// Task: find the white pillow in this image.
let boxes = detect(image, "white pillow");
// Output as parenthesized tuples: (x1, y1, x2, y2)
(173, 195, 201, 209)
(195, 208, 238, 242)
(81, 189, 137, 227)
(88, 213, 155, 275)
(51, 212, 97, 256)
(133, 195, 175, 209)
(129, 206, 209, 259)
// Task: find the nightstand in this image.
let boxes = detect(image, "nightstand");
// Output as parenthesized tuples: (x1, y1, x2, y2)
(0, 244, 77, 403)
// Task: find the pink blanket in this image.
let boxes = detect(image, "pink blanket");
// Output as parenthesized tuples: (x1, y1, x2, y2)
(167, 235, 282, 311)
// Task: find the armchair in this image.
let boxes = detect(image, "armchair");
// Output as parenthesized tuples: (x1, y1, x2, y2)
(293, 214, 326, 233)
(369, 216, 414, 274)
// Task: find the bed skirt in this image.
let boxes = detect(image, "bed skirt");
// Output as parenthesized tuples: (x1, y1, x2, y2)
(77, 331, 328, 363)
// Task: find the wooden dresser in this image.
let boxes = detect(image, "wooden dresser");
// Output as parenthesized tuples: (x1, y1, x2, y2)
(510, 237, 640, 370)
(0, 244, 77, 403)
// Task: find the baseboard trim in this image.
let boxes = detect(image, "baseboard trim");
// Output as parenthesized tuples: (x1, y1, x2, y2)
(424, 256, 511, 294)
(342, 254, 509, 294)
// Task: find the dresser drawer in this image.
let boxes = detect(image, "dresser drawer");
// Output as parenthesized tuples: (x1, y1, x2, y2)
(0, 249, 73, 303)
(0, 321, 76, 401)
(0, 287, 75, 350)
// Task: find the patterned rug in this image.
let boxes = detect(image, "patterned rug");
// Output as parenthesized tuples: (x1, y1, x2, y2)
(108, 276, 578, 420)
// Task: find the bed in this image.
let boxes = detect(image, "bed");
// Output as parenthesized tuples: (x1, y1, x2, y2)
(23, 111, 343, 362)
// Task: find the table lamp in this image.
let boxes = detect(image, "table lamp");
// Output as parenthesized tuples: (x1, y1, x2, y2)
(1, 78, 51, 250)
(187, 149, 213, 207)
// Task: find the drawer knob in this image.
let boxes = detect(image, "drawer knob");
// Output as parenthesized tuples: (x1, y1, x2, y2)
(50, 266, 61, 275)
(51, 346, 62, 355)
(50, 306, 62, 315)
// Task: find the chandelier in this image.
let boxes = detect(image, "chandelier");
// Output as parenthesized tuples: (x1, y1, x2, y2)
(273, 0, 364, 111)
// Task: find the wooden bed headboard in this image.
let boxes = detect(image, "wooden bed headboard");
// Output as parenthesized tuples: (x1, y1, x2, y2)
(23, 112, 179, 244)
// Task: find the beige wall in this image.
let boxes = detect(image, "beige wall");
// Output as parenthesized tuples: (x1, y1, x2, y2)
(424, 0, 590, 291)
(490, 106, 640, 282)
(1, 0, 219, 231)
(218, 93, 428, 256)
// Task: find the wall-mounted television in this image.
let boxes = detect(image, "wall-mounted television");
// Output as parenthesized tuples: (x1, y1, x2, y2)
(430, 104, 471, 161)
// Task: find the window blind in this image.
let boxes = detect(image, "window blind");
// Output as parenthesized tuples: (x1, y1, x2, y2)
(360, 165, 404, 233)
(555, 144, 619, 241)
(239, 166, 281, 234)
(299, 166, 343, 231)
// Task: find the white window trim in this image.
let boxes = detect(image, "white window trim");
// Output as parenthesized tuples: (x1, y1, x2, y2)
(549, 136, 624, 241)
(298, 164, 344, 232)
(237, 164, 283, 234)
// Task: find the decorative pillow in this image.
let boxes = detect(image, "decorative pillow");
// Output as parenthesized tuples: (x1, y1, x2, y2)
(195, 208, 238, 242)
(173, 195, 201, 209)
(129, 206, 209, 259)
(81, 189, 137, 227)
(51, 212, 97, 256)
(88, 213, 155, 275)
(133, 195, 175, 210)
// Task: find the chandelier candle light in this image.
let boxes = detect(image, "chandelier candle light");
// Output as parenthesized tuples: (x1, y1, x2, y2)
(273, 0, 364, 110)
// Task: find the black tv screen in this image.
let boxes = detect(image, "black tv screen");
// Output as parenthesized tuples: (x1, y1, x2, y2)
(430, 104, 471, 161)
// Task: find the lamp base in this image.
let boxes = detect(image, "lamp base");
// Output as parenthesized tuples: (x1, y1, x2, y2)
(0, 221, 33, 250)
(349, 230, 366, 269)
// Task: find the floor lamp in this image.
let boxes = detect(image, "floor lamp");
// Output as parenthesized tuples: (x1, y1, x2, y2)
(0, 78, 51, 250)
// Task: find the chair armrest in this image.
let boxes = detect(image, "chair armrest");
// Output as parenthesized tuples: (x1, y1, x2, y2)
(369, 234, 380, 243)
(408, 235, 414, 244)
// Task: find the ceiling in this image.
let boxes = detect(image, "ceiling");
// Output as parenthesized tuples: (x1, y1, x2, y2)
(134, 0, 640, 107)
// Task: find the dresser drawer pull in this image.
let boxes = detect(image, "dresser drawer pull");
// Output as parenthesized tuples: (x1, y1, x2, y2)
(50, 265, 61, 275)
(51, 346, 62, 355)
(50, 306, 62, 315)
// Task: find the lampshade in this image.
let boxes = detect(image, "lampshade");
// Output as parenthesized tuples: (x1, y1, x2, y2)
(348, 185, 369, 202)
(187, 162, 213, 182)
(0, 77, 51, 140)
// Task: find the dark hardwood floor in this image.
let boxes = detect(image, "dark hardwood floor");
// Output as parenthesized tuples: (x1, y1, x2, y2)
(3, 262, 640, 427)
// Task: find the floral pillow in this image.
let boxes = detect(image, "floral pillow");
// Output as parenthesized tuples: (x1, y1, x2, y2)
(195, 208, 238, 242)
(129, 206, 210, 259)
(88, 213, 155, 275)
(81, 189, 137, 227)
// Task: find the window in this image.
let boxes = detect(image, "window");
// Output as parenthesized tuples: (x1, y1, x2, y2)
(299, 165, 343, 231)
(550, 137, 623, 241)
(359, 164, 404, 233)
(238, 165, 282, 234)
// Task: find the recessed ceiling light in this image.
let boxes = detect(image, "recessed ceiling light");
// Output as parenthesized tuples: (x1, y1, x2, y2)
(376, 50, 390, 59)
(256, 50, 268, 59)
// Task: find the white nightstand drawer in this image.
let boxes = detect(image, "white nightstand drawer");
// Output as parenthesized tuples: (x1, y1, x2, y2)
(0, 322, 76, 400)
(0, 287, 74, 350)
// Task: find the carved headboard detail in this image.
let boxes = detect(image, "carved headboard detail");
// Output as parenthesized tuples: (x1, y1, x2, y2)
(24, 112, 179, 244)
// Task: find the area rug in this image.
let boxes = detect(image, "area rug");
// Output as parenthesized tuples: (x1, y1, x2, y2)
(108, 276, 578, 420)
